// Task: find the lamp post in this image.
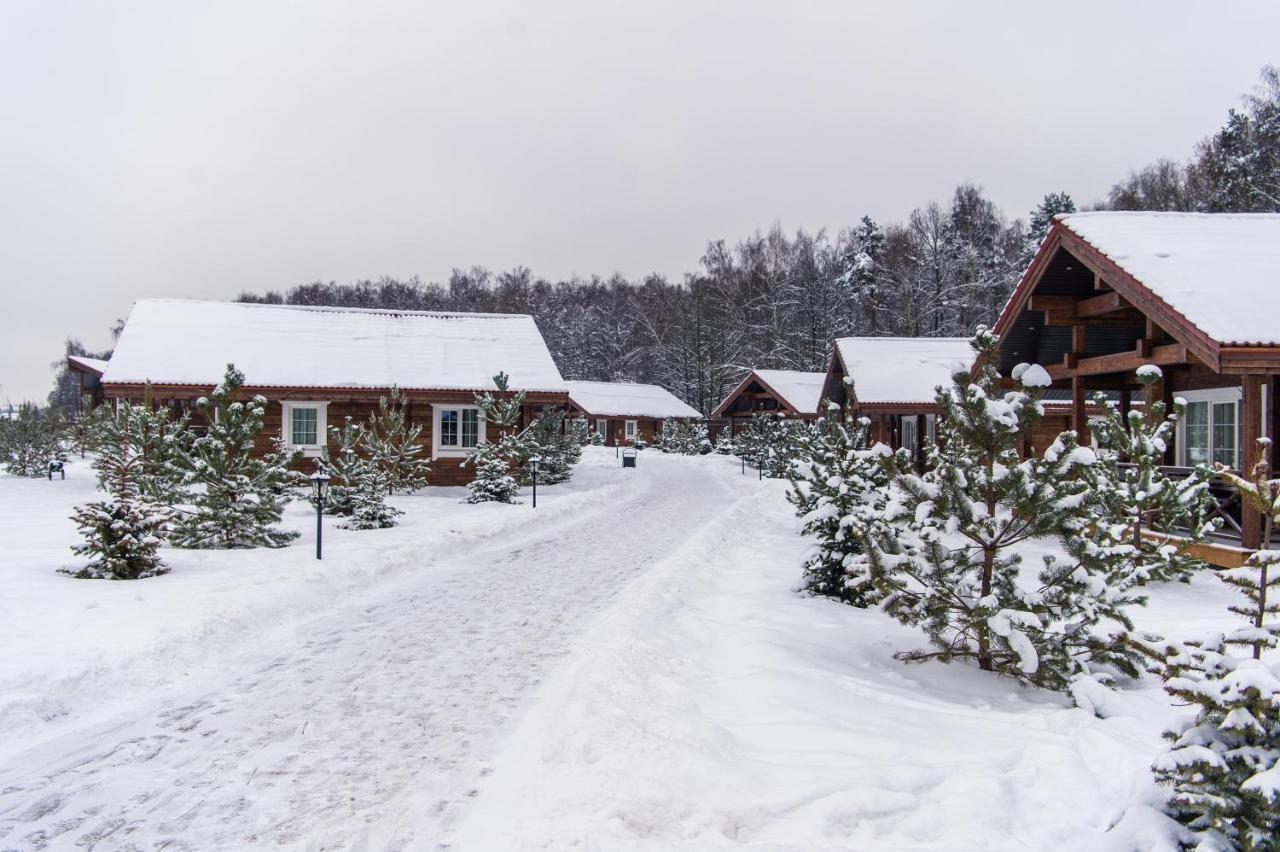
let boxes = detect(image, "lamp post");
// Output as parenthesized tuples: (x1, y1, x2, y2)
(758, 452, 764, 480)
(309, 470, 331, 560)
(528, 454, 541, 508)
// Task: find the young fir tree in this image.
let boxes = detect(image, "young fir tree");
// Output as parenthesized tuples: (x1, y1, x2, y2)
(0, 405, 67, 477)
(589, 426, 605, 446)
(1214, 438, 1280, 660)
(170, 365, 301, 549)
(654, 418, 678, 453)
(316, 416, 402, 528)
(1131, 628, 1280, 851)
(465, 372, 527, 504)
(95, 393, 191, 506)
(363, 388, 430, 493)
(569, 416, 590, 447)
(521, 406, 577, 485)
(1089, 365, 1217, 585)
(737, 412, 806, 477)
(68, 395, 109, 458)
(64, 413, 171, 580)
(863, 330, 1143, 690)
(787, 394, 899, 606)
(713, 430, 736, 455)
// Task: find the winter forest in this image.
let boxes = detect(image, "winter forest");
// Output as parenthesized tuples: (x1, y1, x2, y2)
(46, 67, 1280, 415)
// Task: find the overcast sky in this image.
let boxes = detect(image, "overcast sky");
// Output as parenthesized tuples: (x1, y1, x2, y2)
(2, 1, 1277, 404)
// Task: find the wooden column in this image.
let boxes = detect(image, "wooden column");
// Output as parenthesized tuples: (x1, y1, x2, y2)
(915, 413, 926, 470)
(1241, 375, 1265, 550)
(1071, 375, 1089, 443)
(1271, 377, 1280, 473)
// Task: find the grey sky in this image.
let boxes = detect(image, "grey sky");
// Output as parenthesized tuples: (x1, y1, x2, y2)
(2, 1, 1277, 404)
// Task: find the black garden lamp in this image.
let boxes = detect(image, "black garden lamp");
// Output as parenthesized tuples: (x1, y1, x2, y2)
(758, 452, 765, 480)
(528, 454, 541, 508)
(310, 470, 331, 560)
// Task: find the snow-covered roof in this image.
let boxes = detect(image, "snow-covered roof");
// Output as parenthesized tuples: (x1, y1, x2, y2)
(752, 369, 827, 414)
(834, 337, 972, 405)
(1057, 212, 1280, 346)
(67, 355, 109, 376)
(565, 381, 701, 419)
(102, 299, 567, 392)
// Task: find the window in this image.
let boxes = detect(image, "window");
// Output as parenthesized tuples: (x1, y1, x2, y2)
(1178, 388, 1239, 469)
(281, 401, 329, 454)
(434, 405, 484, 455)
(624, 420, 637, 440)
(901, 417, 916, 453)
(596, 419, 608, 436)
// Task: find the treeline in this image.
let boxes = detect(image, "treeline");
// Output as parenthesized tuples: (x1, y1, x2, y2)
(51, 67, 1280, 414)
(236, 181, 1041, 416)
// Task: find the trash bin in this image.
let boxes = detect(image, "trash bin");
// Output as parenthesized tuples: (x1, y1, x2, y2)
(622, 449, 638, 468)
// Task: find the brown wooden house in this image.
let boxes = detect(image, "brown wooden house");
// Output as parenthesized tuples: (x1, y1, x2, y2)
(822, 336, 973, 468)
(98, 299, 570, 485)
(994, 211, 1280, 556)
(564, 380, 702, 447)
(66, 355, 109, 410)
(711, 369, 826, 434)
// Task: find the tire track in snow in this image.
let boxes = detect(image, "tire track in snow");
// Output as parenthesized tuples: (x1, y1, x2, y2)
(0, 456, 746, 851)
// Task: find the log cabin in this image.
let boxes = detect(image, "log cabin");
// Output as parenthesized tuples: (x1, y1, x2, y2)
(710, 369, 827, 435)
(97, 299, 570, 485)
(822, 336, 973, 468)
(66, 355, 109, 410)
(993, 211, 1280, 559)
(564, 380, 702, 447)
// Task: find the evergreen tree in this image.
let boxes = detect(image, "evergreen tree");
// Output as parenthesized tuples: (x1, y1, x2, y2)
(0, 405, 67, 477)
(1214, 438, 1280, 660)
(863, 330, 1143, 690)
(521, 406, 577, 485)
(170, 365, 301, 549)
(68, 395, 109, 458)
(713, 430, 736, 455)
(363, 388, 431, 493)
(1131, 629, 1280, 851)
(465, 372, 528, 504)
(1089, 366, 1217, 585)
(569, 416, 590, 447)
(340, 460, 401, 530)
(64, 413, 170, 580)
(589, 426, 605, 446)
(788, 393, 899, 606)
(655, 418, 678, 453)
(93, 393, 191, 506)
(1025, 191, 1076, 263)
(316, 416, 364, 516)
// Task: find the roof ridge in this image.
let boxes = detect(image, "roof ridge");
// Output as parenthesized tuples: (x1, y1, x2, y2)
(132, 298, 532, 320)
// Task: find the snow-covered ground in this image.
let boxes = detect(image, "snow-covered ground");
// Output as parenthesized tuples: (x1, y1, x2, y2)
(0, 448, 1249, 850)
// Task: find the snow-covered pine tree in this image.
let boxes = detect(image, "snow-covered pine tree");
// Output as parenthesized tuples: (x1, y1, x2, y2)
(465, 372, 528, 504)
(691, 421, 712, 455)
(68, 395, 109, 458)
(1214, 438, 1280, 660)
(170, 365, 301, 549)
(589, 427, 605, 446)
(521, 406, 577, 485)
(1024, 192, 1076, 263)
(0, 405, 66, 477)
(863, 329, 1143, 690)
(1130, 629, 1280, 851)
(64, 412, 170, 580)
(315, 416, 401, 528)
(655, 418, 678, 453)
(713, 429, 736, 455)
(1089, 365, 1217, 585)
(94, 393, 191, 506)
(340, 460, 401, 530)
(569, 416, 590, 447)
(363, 387, 430, 493)
(788, 395, 899, 606)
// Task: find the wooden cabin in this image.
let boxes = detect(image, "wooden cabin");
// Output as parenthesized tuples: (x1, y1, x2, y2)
(711, 369, 827, 435)
(66, 355, 109, 410)
(823, 336, 972, 467)
(564, 380, 702, 446)
(99, 299, 570, 485)
(994, 211, 1280, 556)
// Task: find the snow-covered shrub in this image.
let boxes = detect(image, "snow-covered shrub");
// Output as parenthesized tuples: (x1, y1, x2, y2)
(0, 405, 67, 477)
(363, 387, 430, 493)
(465, 371, 527, 504)
(1089, 366, 1217, 585)
(787, 396, 899, 606)
(862, 329, 1143, 691)
(169, 365, 301, 549)
(64, 413, 170, 580)
(465, 447, 521, 505)
(713, 430, 736, 455)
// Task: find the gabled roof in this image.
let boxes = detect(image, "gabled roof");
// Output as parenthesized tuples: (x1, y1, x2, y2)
(565, 381, 701, 419)
(1054, 212, 1280, 347)
(995, 212, 1280, 374)
(67, 356, 109, 377)
(102, 299, 567, 392)
(833, 337, 972, 405)
(712, 369, 827, 418)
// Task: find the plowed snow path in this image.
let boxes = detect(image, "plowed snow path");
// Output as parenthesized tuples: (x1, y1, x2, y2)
(0, 457, 741, 851)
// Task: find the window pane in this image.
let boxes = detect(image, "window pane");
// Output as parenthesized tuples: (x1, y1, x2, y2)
(291, 407, 318, 445)
(461, 409, 479, 447)
(625, 421, 637, 438)
(1213, 402, 1237, 468)
(440, 410, 458, 446)
(1184, 401, 1209, 465)
(901, 418, 916, 450)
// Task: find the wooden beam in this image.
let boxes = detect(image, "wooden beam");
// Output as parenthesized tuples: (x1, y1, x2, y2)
(1047, 343, 1189, 380)
(1077, 290, 1127, 317)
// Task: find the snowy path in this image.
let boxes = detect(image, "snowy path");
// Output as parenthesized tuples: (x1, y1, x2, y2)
(0, 455, 743, 851)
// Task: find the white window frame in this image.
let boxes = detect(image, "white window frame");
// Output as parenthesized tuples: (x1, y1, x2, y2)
(433, 404, 486, 458)
(281, 401, 330, 457)
(624, 419, 638, 440)
(595, 418, 608, 436)
(1177, 387, 1241, 469)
